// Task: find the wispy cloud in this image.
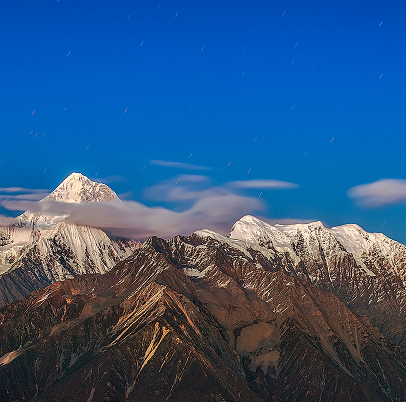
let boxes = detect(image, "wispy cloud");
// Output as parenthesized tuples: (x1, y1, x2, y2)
(348, 179, 406, 207)
(66, 190, 262, 239)
(1, 176, 263, 239)
(1, 200, 45, 212)
(0, 187, 50, 207)
(1, 175, 302, 239)
(0, 187, 50, 194)
(227, 179, 299, 189)
(0, 215, 17, 226)
(14, 193, 50, 201)
(146, 175, 212, 202)
(92, 175, 127, 184)
(151, 160, 211, 170)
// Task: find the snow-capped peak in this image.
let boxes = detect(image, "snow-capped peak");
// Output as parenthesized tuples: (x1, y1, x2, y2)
(41, 172, 119, 204)
(227, 215, 406, 278)
(229, 215, 300, 263)
(229, 215, 385, 253)
(17, 173, 119, 229)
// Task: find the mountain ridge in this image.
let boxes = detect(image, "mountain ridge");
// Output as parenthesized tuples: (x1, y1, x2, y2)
(2, 176, 406, 400)
(226, 215, 406, 348)
(1, 232, 406, 401)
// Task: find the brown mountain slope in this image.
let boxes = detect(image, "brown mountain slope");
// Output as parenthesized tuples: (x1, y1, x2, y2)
(0, 235, 406, 401)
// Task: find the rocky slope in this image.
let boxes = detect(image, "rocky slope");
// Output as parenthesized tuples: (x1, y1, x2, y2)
(229, 215, 406, 349)
(1, 233, 406, 401)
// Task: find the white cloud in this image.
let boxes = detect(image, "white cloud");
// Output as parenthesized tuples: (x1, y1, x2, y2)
(151, 160, 211, 170)
(62, 189, 262, 239)
(0, 187, 50, 194)
(1, 177, 263, 239)
(227, 179, 299, 189)
(1, 200, 36, 211)
(147, 175, 212, 202)
(348, 179, 406, 207)
(14, 193, 50, 201)
(0, 187, 50, 206)
(1, 175, 303, 239)
(0, 215, 17, 226)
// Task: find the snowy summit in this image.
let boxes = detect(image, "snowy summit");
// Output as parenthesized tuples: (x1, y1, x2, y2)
(18, 173, 120, 228)
(41, 172, 119, 204)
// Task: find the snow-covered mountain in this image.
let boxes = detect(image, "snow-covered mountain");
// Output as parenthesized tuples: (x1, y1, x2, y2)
(0, 225, 33, 274)
(40, 172, 119, 204)
(230, 215, 406, 279)
(0, 173, 138, 305)
(224, 215, 406, 348)
(2, 195, 406, 400)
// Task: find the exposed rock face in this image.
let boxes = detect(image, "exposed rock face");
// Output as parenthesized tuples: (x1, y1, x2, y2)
(1, 234, 406, 401)
(229, 215, 406, 349)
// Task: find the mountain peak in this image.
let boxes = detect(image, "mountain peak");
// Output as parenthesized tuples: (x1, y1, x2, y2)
(42, 172, 119, 204)
(17, 173, 119, 228)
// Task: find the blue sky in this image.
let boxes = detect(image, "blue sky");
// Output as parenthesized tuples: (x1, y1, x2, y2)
(1, 0, 406, 241)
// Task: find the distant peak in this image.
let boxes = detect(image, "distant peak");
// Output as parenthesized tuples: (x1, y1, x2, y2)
(65, 172, 86, 181)
(236, 215, 324, 230)
(332, 223, 364, 232)
(238, 215, 262, 225)
(17, 173, 119, 228)
(42, 173, 119, 204)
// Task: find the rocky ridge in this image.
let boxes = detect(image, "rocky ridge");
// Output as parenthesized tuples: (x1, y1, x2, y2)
(1, 233, 406, 401)
(228, 215, 406, 349)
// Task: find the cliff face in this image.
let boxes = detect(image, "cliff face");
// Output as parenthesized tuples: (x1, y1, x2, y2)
(1, 234, 406, 401)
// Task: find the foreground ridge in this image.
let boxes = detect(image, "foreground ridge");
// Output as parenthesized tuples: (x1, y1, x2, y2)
(0, 233, 405, 401)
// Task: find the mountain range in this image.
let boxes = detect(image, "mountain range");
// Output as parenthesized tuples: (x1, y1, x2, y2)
(1, 173, 406, 401)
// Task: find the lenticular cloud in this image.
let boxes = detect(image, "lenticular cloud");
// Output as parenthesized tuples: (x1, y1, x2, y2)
(348, 179, 406, 207)
(228, 179, 299, 189)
